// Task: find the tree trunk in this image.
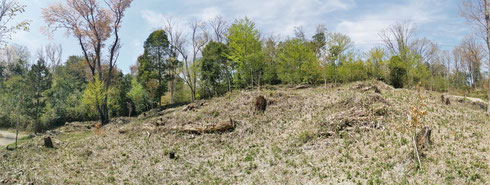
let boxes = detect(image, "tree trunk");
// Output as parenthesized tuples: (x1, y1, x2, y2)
(35, 96, 40, 134)
(486, 0, 490, 115)
(169, 77, 175, 104)
(15, 115, 18, 149)
(95, 96, 108, 125)
(102, 98, 109, 124)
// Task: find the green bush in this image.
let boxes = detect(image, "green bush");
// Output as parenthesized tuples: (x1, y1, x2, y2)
(388, 56, 407, 88)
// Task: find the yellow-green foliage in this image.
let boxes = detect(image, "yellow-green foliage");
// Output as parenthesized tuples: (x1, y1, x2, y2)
(277, 38, 322, 84)
(127, 77, 148, 114)
(82, 76, 106, 117)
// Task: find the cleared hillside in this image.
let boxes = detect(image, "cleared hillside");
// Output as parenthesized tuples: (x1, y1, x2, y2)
(1, 81, 488, 184)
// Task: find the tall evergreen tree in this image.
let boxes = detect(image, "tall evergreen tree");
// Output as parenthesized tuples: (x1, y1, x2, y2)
(138, 30, 173, 107)
(27, 58, 51, 133)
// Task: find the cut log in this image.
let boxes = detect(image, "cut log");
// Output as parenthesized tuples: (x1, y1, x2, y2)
(176, 119, 235, 134)
(118, 129, 128, 134)
(294, 85, 310, 90)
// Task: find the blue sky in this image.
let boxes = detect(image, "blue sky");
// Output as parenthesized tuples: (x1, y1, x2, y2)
(13, 0, 471, 73)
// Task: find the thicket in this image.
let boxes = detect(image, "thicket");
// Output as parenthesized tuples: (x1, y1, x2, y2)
(0, 18, 488, 132)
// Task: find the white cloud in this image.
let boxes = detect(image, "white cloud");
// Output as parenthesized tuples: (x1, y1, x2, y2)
(142, 0, 355, 36)
(334, 0, 447, 50)
(196, 7, 222, 22)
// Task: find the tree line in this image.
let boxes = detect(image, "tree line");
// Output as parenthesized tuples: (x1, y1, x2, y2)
(0, 0, 488, 132)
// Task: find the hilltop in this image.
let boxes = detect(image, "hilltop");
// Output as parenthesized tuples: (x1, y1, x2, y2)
(0, 81, 488, 184)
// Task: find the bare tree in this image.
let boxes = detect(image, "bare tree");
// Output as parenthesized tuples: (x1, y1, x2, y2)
(209, 16, 227, 43)
(174, 20, 209, 102)
(162, 17, 184, 104)
(412, 37, 439, 64)
(294, 26, 306, 41)
(379, 21, 416, 58)
(379, 21, 419, 87)
(42, 0, 133, 124)
(0, 44, 29, 79)
(460, 0, 490, 115)
(36, 44, 63, 72)
(46, 44, 63, 72)
(0, 43, 29, 64)
(0, 0, 29, 44)
(412, 37, 440, 90)
(439, 50, 452, 91)
(461, 36, 485, 88)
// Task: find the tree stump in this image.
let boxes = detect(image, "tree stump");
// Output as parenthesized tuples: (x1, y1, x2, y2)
(169, 152, 176, 159)
(254, 96, 267, 113)
(416, 127, 432, 151)
(374, 86, 381, 94)
(44, 137, 54, 148)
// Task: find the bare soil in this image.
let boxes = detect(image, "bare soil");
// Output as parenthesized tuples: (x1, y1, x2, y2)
(0, 130, 25, 147)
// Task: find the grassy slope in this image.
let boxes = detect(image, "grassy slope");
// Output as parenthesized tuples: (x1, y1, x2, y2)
(0, 81, 488, 184)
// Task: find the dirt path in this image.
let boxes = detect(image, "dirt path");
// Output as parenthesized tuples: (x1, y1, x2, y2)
(451, 95, 487, 104)
(0, 130, 25, 147)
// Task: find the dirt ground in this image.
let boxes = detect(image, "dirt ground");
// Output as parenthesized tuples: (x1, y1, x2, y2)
(0, 130, 25, 147)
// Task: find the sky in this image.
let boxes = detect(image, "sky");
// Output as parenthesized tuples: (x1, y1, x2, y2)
(11, 0, 472, 74)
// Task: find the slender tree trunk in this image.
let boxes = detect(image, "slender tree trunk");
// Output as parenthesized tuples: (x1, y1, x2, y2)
(169, 76, 175, 104)
(35, 96, 40, 133)
(485, 0, 490, 115)
(95, 93, 107, 124)
(413, 134, 422, 169)
(15, 115, 18, 149)
(226, 68, 232, 93)
(158, 78, 162, 107)
(102, 98, 109, 124)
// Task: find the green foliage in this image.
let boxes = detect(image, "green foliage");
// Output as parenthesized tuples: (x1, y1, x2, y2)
(311, 26, 327, 57)
(173, 77, 191, 103)
(227, 17, 264, 88)
(43, 56, 89, 126)
(27, 58, 52, 132)
(127, 77, 149, 114)
(365, 48, 388, 81)
(262, 37, 280, 85)
(327, 32, 353, 65)
(82, 76, 106, 118)
(138, 30, 171, 107)
(337, 60, 369, 83)
(410, 61, 431, 88)
(0, 75, 31, 128)
(388, 56, 407, 88)
(200, 41, 230, 97)
(108, 73, 132, 117)
(276, 38, 322, 84)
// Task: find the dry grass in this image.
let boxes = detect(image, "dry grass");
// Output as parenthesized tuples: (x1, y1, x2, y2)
(0, 81, 488, 184)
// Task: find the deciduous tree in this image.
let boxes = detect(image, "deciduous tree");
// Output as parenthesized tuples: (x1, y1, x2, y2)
(0, 0, 29, 44)
(227, 18, 264, 88)
(460, 0, 490, 114)
(42, 0, 133, 124)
